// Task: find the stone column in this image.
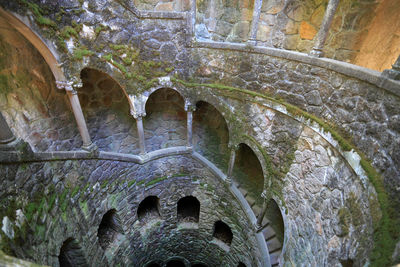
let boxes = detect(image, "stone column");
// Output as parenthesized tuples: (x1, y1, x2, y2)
(185, 104, 196, 148)
(309, 0, 340, 58)
(0, 113, 15, 145)
(226, 144, 239, 184)
(248, 0, 263, 45)
(382, 55, 400, 80)
(132, 111, 147, 155)
(56, 81, 95, 151)
(256, 190, 270, 229)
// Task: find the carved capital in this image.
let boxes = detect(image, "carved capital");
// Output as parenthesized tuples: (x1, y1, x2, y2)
(184, 99, 196, 112)
(228, 142, 239, 151)
(130, 109, 146, 119)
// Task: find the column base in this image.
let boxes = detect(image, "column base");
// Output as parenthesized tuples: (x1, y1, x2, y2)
(246, 39, 257, 47)
(82, 142, 98, 153)
(382, 68, 400, 81)
(309, 48, 324, 58)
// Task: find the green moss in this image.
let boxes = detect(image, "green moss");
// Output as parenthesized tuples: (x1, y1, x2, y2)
(18, 0, 56, 29)
(95, 24, 108, 35)
(59, 190, 68, 212)
(136, 180, 145, 186)
(101, 180, 108, 189)
(127, 179, 136, 187)
(72, 48, 94, 61)
(171, 78, 400, 266)
(70, 186, 80, 198)
(338, 207, 351, 236)
(0, 75, 10, 94)
(165, 67, 174, 73)
(146, 176, 168, 187)
(60, 26, 79, 40)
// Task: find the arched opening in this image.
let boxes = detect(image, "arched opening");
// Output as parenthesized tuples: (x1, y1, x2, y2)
(212, 220, 233, 246)
(79, 68, 139, 154)
(137, 196, 161, 221)
(233, 143, 264, 213)
(144, 88, 186, 152)
(97, 209, 124, 250)
(237, 262, 246, 267)
(193, 101, 229, 171)
(261, 199, 284, 267)
(340, 259, 354, 267)
(192, 264, 208, 267)
(166, 259, 186, 267)
(59, 238, 88, 267)
(0, 16, 80, 152)
(177, 196, 200, 223)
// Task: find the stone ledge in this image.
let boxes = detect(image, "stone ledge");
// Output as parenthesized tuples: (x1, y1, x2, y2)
(193, 41, 400, 97)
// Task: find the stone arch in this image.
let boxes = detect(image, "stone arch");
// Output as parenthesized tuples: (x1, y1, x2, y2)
(166, 259, 186, 267)
(97, 209, 124, 250)
(232, 142, 265, 211)
(0, 8, 65, 82)
(58, 238, 89, 267)
(144, 87, 187, 151)
(145, 261, 162, 267)
(137, 195, 161, 221)
(165, 256, 189, 267)
(0, 13, 80, 151)
(79, 68, 139, 153)
(193, 100, 230, 171)
(260, 197, 284, 266)
(142, 86, 188, 113)
(177, 195, 200, 223)
(192, 263, 208, 267)
(212, 220, 233, 246)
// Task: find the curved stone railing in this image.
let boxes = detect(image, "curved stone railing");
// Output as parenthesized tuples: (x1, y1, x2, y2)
(0, 146, 270, 267)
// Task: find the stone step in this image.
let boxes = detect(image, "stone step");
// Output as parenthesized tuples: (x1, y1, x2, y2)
(262, 225, 276, 241)
(270, 250, 281, 266)
(245, 195, 256, 207)
(252, 204, 261, 215)
(267, 237, 282, 253)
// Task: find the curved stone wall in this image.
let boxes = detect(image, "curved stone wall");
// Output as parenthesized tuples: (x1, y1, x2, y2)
(0, 0, 399, 266)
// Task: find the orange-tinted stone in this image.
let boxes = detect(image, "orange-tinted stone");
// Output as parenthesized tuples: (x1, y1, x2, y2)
(300, 21, 317, 40)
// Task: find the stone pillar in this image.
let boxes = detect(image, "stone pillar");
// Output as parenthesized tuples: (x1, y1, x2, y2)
(382, 55, 400, 80)
(226, 144, 239, 184)
(248, 0, 263, 45)
(56, 81, 95, 151)
(256, 190, 270, 229)
(309, 0, 340, 58)
(0, 113, 15, 145)
(132, 111, 147, 155)
(185, 104, 196, 148)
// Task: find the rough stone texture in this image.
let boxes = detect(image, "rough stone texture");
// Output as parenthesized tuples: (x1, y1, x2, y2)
(0, 18, 81, 152)
(80, 68, 140, 154)
(144, 88, 186, 152)
(196, 0, 254, 42)
(0, 155, 259, 266)
(0, 1, 397, 266)
(193, 101, 230, 172)
(190, 48, 400, 212)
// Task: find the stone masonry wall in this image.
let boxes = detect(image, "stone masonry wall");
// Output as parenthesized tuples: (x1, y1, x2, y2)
(79, 68, 140, 154)
(190, 48, 400, 210)
(144, 88, 187, 152)
(0, 17, 81, 152)
(0, 155, 259, 266)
